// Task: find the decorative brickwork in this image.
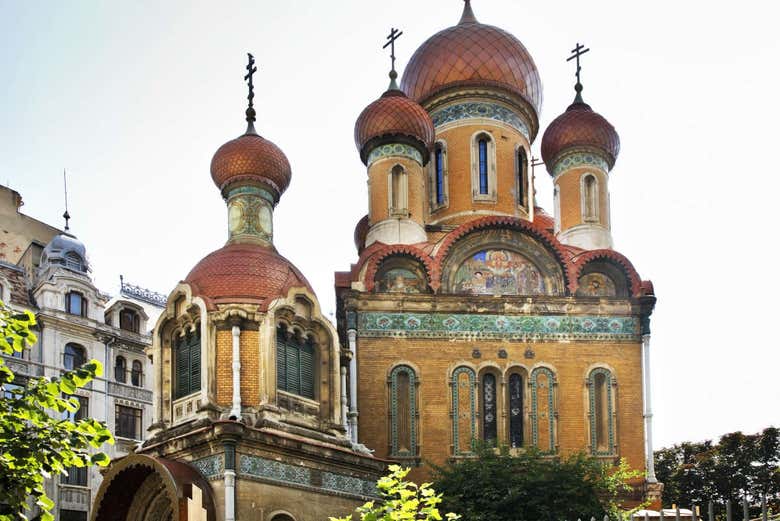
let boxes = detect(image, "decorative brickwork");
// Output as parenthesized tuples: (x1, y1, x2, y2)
(430, 102, 530, 139)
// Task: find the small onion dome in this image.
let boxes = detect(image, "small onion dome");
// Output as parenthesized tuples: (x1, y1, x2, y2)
(210, 132, 291, 201)
(541, 99, 620, 174)
(353, 214, 369, 253)
(400, 1, 542, 114)
(185, 243, 313, 311)
(354, 89, 435, 165)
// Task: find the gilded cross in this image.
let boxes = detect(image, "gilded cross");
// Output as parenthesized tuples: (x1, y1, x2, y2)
(566, 42, 590, 85)
(244, 53, 258, 110)
(383, 28, 403, 73)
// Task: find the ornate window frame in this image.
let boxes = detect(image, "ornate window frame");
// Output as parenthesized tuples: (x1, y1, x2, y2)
(451, 365, 477, 456)
(173, 325, 201, 400)
(470, 131, 497, 202)
(581, 173, 599, 223)
(479, 367, 500, 446)
(275, 324, 318, 401)
(530, 365, 558, 455)
(505, 366, 528, 449)
(388, 164, 409, 218)
(587, 366, 617, 456)
(430, 140, 449, 213)
(388, 364, 419, 461)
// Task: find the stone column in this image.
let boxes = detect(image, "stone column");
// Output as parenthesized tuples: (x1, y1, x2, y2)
(230, 321, 242, 420)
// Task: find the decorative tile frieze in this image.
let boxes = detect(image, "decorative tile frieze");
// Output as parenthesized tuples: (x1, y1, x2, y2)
(192, 454, 224, 479)
(322, 472, 378, 498)
(430, 102, 530, 139)
(367, 143, 423, 166)
(358, 312, 639, 341)
(552, 152, 610, 177)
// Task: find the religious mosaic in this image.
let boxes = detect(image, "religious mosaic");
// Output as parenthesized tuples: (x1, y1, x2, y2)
(430, 102, 530, 139)
(576, 272, 618, 297)
(453, 249, 545, 296)
(376, 268, 426, 294)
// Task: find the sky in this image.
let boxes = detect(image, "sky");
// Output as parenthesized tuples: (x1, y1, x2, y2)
(1, 0, 779, 449)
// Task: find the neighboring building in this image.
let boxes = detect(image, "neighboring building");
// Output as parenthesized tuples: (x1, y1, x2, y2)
(0, 191, 164, 521)
(335, 0, 660, 504)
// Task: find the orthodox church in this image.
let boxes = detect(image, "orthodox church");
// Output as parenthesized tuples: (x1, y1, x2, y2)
(90, 1, 659, 520)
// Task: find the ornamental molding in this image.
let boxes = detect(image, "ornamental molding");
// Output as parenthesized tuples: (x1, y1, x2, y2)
(358, 312, 639, 341)
(430, 102, 530, 140)
(192, 454, 224, 480)
(551, 151, 610, 178)
(367, 143, 423, 167)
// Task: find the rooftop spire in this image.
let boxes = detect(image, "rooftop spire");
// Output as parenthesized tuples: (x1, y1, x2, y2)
(383, 27, 403, 91)
(244, 52, 258, 135)
(459, 0, 478, 24)
(62, 169, 70, 231)
(566, 42, 590, 104)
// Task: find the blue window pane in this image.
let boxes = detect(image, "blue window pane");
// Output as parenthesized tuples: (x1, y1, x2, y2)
(478, 139, 488, 194)
(435, 149, 444, 205)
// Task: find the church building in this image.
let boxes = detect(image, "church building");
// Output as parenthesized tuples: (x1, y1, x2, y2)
(90, 1, 660, 519)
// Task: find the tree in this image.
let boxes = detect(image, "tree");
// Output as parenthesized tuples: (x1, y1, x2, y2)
(432, 445, 643, 521)
(0, 302, 114, 521)
(329, 465, 460, 521)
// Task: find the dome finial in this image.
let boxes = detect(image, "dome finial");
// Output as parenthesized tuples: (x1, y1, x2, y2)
(383, 27, 404, 91)
(459, 0, 478, 24)
(566, 42, 590, 104)
(244, 52, 258, 135)
(62, 168, 71, 231)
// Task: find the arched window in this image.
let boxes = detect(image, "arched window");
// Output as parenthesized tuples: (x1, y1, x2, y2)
(588, 367, 616, 455)
(131, 360, 143, 387)
(64, 343, 86, 370)
(119, 309, 140, 333)
(174, 328, 201, 399)
(471, 133, 496, 200)
(478, 138, 489, 194)
(435, 146, 445, 206)
(583, 174, 598, 221)
(115, 356, 127, 383)
(276, 327, 315, 400)
(554, 184, 561, 234)
(64, 252, 84, 272)
(481, 372, 498, 445)
(530, 367, 557, 454)
(66, 291, 86, 317)
(389, 165, 408, 216)
(271, 515, 295, 521)
(516, 147, 527, 208)
(389, 365, 418, 458)
(507, 372, 524, 448)
(451, 366, 476, 456)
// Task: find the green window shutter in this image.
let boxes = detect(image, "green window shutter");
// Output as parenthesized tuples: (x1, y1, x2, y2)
(175, 338, 189, 399)
(189, 332, 201, 394)
(276, 331, 287, 391)
(286, 339, 300, 395)
(300, 340, 315, 399)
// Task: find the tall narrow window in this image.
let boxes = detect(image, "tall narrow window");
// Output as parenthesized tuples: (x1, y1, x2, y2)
(583, 174, 598, 221)
(276, 327, 315, 400)
(478, 139, 489, 194)
(66, 291, 86, 317)
(115, 404, 142, 439)
(115, 356, 127, 383)
(451, 366, 477, 455)
(481, 373, 498, 444)
(435, 147, 445, 205)
(131, 360, 143, 387)
(389, 365, 417, 458)
(390, 165, 407, 215)
(530, 367, 557, 454)
(174, 329, 201, 399)
(508, 372, 524, 448)
(64, 343, 86, 370)
(517, 147, 527, 207)
(588, 368, 616, 455)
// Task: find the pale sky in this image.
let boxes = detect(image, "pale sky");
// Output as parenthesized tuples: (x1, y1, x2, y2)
(1, 0, 778, 449)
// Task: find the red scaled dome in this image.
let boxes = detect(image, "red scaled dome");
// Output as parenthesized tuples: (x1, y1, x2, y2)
(210, 133, 291, 199)
(400, 2, 541, 113)
(541, 100, 620, 172)
(185, 243, 312, 310)
(354, 89, 435, 165)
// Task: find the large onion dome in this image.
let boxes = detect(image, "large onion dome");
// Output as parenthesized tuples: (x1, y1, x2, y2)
(400, 1, 542, 115)
(210, 131, 291, 201)
(354, 87, 435, 165)
(541, 90, 620, 173)
(185, 243, 312, 311)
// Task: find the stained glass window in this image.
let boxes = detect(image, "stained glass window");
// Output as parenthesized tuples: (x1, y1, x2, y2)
(517, 148, 526, 206)
(508, 373, 524, 448)
(478, 138, 489, 194)
(481, 373, 497, 444)
(435, 147, 444, 205)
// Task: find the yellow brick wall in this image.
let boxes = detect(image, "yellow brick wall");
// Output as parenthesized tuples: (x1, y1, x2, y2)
(215, 328, 260, 407)
(368, 156, 425, 225)
(357, 336, 645, 482)
(556, 167, 609, 231)
(215, 329, 232, 406)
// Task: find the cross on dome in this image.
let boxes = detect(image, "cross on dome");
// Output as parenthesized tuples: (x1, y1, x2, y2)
(383, 27, 403, 90)
(567, 42, 590, 103)
(244, 52, 258, 133)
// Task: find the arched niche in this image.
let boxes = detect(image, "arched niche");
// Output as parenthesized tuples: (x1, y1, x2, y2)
(575, 261, 630, 297)
(440, 228, 566, 296)
(373, 256, 431, 295)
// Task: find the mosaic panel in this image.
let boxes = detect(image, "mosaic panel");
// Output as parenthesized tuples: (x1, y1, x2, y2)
(192, 454, 224, 479)
(377, 268, 426, 294)
(551, 152, 610, 177)
(367, 143, 423, 166)
(576, 272, 617, 297)
(322, 472, 378, 497)
(239, 455, 311, 486)
(430, 102, 530, 139)
(530, 367, 556, 455)
(451, 366, 477, 456)
(588, 368, 616, 456)
(454, 249, 545, 296)
(359, 312, 639, 341)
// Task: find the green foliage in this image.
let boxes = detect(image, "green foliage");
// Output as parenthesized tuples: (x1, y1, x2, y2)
(655, 428, 780, 511)
(432, 444, 643, 521)
(0, 302, 115, 521)
(330, 465, 460, 521)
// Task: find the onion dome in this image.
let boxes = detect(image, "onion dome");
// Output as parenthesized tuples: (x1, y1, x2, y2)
(210, 132, 291, 201)
(185, 243, 313, 310)
(41, 232, 89, 273)
(354, 86, 435, 166)
(353, 214, 369, 253)
(541, 86, 620, 173)
(400, 1, 542, 114)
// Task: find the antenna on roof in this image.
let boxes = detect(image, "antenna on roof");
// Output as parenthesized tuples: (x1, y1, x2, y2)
(63, 169, 71, 231)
